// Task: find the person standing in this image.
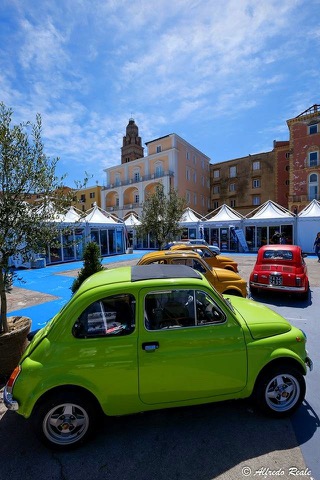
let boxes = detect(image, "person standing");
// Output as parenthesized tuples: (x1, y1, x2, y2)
(313, 232, 320, 262)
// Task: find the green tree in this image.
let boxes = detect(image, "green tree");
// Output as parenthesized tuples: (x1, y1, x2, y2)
(137, 184, 186, 250)
(71, 241, 104, 294)
(0, 102, 84, 334)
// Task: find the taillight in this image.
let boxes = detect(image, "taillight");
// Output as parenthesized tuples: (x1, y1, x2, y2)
(253, 273, 258, 282)
(296, 277, 302, 286)
(6, 366, 21, 393)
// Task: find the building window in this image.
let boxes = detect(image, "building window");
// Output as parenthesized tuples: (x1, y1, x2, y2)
(186, 192, 190, 203)
(229, 183, 236, 192)
(253, 179, 261, 188)
(213, 185, 220, 194)
(253, 195, 260, 206)
(80, 194, 86, 203)
(134, 193, 139, 204)
(213, 169, 220, 179)
(194, 193, 197, 205)
(252, 161, 260, 170)
(309, 124, 318, 135)
(155, 164, 163, 177)
(115, 196, 119, 206)
(285, 165, 290, 171)
(285, 152, 290, 158)
(90, 192, 95, 199)
(213, 201, 219, 209)
(309, 151, 318, 167)
(285, 180, 290, 185)
(156, 145, 162, 153)
(193, 172, 197, 183)
(229, 166, 237, 178)
(134, 171, 140, 182)
(115, 175, 121, 186)
(230, 199, 236, 208)
(186, 169, 190, 181)
(309, 173, 318, 200)
(186, 151, 190, 160)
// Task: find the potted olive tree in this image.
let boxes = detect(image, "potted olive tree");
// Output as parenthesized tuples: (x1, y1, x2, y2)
(0, 102, 82, 380)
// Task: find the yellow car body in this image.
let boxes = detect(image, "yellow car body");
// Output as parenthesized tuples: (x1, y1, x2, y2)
(137, 250, 247, 297)
(170, 244, 239, 272)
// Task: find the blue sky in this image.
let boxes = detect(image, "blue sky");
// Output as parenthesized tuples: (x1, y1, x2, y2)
(1, 0, 320, 188)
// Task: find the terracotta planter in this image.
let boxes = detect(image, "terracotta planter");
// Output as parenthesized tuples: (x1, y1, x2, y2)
(0, 316, 31, 380)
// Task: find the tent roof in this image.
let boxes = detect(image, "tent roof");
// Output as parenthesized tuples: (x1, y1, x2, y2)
(298, 199, 320, 217)
(246, 200, 295, 220)
(179, 207, 203, 223)
(54, 206, 83, 223)
(205, 204, 244, 222)
(124, 213, 141, 226)
(84, 205, 121, 224)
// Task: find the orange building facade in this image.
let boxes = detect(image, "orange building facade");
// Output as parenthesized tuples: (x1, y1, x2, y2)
(101, 119, 211, 218)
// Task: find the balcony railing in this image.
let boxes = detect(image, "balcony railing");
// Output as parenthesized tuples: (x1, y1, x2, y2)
(105, 203, 142, 212)
(102, 170, 174, 190)
(289, 194, 320, 202)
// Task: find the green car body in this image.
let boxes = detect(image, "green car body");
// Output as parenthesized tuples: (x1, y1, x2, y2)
(4, 264, 312, 449)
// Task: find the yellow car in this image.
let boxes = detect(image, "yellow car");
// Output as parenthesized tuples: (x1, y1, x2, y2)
(170, 244, 238, 272)
(137, 250, 247, 297)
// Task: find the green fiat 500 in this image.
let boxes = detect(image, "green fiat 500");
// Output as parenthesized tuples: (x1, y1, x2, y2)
(4, 265, 312, 450)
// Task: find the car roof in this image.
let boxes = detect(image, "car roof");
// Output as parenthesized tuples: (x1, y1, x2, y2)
(132, 264, 202, 281)
(75, 264, 203, 294)
(259, 245, 300, 252)
(141, 250, 200, 259)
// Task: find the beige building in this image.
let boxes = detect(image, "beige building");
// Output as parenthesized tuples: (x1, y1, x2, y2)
(101, 119, 211, 218)
(210, 151, 276, 216)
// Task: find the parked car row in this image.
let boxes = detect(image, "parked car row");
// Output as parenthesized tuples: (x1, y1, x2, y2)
(3, 243, 313, 450)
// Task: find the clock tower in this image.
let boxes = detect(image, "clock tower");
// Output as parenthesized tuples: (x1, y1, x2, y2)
(121, 118, 144, 164)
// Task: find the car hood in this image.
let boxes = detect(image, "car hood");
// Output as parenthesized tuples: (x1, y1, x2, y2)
(225, 295, 291, 339)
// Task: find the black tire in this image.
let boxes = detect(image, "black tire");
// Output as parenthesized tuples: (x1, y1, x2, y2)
(254, 365, 305, 417)
(32, 390, 99, 450)
(224, 289, 243, 297)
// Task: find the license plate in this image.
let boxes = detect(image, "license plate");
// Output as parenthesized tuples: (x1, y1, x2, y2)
(270, 275, 282, 286)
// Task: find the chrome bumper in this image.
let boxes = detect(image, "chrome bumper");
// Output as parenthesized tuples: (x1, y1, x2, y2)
(250, 282, 306, 292)
(3, 387, 19, 411)
(306, 356, 313, 372)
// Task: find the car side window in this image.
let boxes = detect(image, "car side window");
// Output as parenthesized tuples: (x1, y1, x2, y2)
(73, 293, 135, 338)
(144, 289, 225, 331)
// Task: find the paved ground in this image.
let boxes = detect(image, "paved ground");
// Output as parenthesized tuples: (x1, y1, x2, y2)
(1, 251, 319, 480)
(7, 252, 320, 313)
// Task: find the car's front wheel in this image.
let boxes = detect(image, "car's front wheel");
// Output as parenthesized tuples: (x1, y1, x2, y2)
(32, 390, 99, 449)
(254, 365, 305, 417)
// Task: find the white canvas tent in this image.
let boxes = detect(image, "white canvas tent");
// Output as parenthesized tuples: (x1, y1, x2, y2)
(179, 207, 205, 239)
(244, 200, 296, 250)
(297, 200, 320, 253)
(245, 200, 295, 222)
(205, 204, 244, 223)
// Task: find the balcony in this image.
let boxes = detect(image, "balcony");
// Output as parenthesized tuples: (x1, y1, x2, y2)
(105, 203, 142, 213)
(103, 170, 174, 190)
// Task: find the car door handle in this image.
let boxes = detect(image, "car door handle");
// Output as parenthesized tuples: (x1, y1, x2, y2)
(142, 342, 159, 352)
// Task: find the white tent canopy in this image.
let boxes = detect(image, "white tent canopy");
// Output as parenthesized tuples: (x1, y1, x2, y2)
(124, 213, 141, 227)
(179, 207, 204, 223)
(245, 200, 295, 221)
(297, 200, 320, 253)
(205, 204, 244, 222)
(84, 205, 121, 225)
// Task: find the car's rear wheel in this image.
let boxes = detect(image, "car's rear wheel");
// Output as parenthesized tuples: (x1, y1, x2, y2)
(32, 391, 99, 449)
(254, 365, 305, 417)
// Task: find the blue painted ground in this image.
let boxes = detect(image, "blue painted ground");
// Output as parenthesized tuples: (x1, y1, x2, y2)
(10, 251, 151, 331)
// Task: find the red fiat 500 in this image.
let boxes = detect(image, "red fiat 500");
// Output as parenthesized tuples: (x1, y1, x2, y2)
(249, 245, 309, 299)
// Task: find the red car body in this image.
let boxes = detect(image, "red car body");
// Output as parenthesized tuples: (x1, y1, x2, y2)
(249, 245, 309, 298)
